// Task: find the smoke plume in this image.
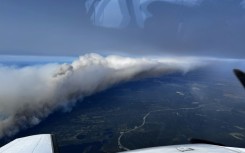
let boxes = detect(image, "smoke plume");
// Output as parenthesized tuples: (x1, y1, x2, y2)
(0, 53, 203, 138)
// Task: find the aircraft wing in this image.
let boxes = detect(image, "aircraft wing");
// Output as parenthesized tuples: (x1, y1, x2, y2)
(120, 144, 245, 153)
(2, 135, 245, 153)
(234, 69, 245, 89)
(0, 134, 58, 153)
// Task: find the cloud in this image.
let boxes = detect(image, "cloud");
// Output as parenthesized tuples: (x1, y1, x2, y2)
(0, 53, 204, 138)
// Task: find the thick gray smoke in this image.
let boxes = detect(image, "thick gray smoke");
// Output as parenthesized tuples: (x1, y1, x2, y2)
(0, 53, 203, 138)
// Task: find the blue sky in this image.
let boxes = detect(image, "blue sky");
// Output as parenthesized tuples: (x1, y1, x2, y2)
(1, 0, 245, 58)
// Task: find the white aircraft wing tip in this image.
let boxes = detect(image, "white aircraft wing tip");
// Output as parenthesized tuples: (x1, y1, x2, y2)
(0, 134, 58, 153)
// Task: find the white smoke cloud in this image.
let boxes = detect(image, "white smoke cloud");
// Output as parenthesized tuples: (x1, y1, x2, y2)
(0, 53, 204, 138)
